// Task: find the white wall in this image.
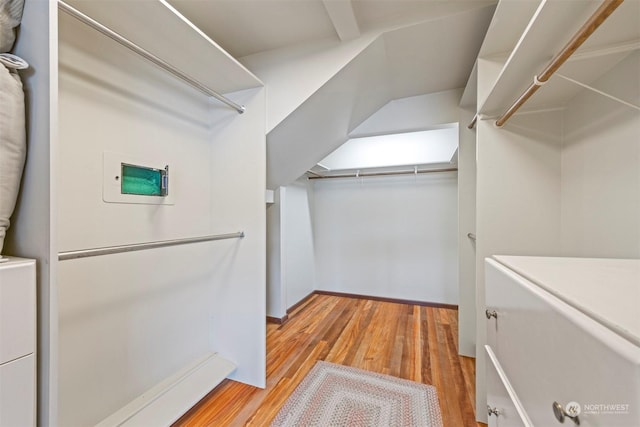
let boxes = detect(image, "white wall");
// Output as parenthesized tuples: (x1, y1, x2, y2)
(350, 89, 463, 137)
(207, 85, 266, 388)
(348, 89, 479, 357)
(561, 52, 640, 258)
(475, 107, 563, 423)
(457, 109, 476, 358)
(266, 189, 285, 318)
(8, 1, 58, 423)
(281, 180, 316, 309)
(313, 173, 459, 304)
(57, 14, 265, 426)
(267, 89, 465, 319)
(266, 180, 316, 318)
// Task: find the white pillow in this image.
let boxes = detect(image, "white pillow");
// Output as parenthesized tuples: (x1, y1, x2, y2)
(0, 0, 25, 53)
(0, 60, 26, 254)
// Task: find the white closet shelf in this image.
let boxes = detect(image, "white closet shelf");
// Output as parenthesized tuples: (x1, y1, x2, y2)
(63, 0, 263, 96)
(475, 0, 543, 61)
(476, 0, 639, 118)
(519, 46, 638, 112)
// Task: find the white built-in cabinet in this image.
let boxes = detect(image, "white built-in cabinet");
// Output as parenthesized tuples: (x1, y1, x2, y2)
(485, 256, 640, 427)
(0, 258, 36, 427)
(459, 0, 640, 422)
(7, 0, 266, 425)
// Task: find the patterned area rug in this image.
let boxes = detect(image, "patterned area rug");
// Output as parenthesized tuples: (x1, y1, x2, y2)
(271, 361, 443, 427)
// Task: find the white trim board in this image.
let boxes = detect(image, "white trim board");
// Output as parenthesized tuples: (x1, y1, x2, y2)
(95, 352, 235, 427)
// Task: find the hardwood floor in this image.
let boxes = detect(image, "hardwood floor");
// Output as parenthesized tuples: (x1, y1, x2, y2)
(174, 294, 482, 426)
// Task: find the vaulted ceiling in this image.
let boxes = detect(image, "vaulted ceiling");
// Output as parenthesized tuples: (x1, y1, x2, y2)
(169, 0, 498, 188)
(170, 0, 496, 58)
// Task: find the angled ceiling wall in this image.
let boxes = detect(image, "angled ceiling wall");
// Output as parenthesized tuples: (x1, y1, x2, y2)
(350, 89, 464, 138)
(266, 4, 496, 189)
(241, 35, 378, 133)
(168, 0, 497, 189)
(266, 36, 391, 189)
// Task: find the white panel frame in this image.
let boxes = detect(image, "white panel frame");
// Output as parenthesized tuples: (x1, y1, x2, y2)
(102, 152, 175, 205)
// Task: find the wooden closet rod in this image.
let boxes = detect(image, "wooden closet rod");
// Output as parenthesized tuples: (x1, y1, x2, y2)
(467, 115, 477, 129)
(493, 0, 623, 128)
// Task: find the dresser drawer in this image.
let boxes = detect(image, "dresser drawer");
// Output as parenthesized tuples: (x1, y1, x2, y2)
(485, 345, 532, 427)
(0, 259, 36, 364)
(486, 259, 640, 426)
(0, 354, 36, 427)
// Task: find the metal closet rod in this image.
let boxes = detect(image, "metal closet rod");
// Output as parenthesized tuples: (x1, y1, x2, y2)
(57, 0, 245, 114)
(308, 167, 458, 180)
(58, 232, 245, 261)
(469, 0, 623, 129)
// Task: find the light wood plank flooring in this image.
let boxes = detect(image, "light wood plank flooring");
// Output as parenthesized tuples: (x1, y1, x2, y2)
(174, 294, 482, 426)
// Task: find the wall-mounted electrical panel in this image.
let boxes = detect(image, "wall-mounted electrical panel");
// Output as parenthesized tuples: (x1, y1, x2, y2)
(103, 152, 175, 205)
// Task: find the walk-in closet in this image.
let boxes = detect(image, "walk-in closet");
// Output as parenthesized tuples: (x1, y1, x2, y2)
(0, 0, 637, 425)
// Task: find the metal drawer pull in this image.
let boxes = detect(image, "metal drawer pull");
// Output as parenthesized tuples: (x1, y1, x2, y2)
(553, 401, 580, 425)
(485, 309, 498, 319)
(487, 405, 500, 417)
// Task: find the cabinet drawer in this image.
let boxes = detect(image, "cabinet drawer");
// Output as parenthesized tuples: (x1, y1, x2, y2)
(0, 354, 36, 427)
(486, 345, 532, 427)
(486, 259, 640, 426)
(0, 259, 36, 364)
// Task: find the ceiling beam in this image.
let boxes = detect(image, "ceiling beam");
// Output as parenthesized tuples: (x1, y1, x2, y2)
(322, 0, 360, 41)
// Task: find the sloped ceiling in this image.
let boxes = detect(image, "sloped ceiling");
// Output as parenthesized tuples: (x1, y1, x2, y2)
(267, 5, 496, 188)
(169, 0, 497, 189)
(170, 0, 496, 58)
(167, 0, 336, 57)
(266, 36, 390, 189)
(350, 89, 463, 138)
(384, 6, 497, 100)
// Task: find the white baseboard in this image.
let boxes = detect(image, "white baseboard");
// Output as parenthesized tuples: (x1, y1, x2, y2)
(95, 352, 236, 427)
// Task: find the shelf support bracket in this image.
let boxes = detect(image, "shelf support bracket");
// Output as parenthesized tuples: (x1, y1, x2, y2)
(555, 74, 640, 112)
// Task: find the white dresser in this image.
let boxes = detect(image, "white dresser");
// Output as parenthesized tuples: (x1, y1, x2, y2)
(485, 256, 640, 427)
(0, 257, 36, 427)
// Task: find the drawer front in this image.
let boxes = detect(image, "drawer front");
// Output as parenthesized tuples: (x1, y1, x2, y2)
(0, 354, 36, 427)
(486, 345, 531, 427)
(0, 260, 36, 364)
(486, 259, 640, 427)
